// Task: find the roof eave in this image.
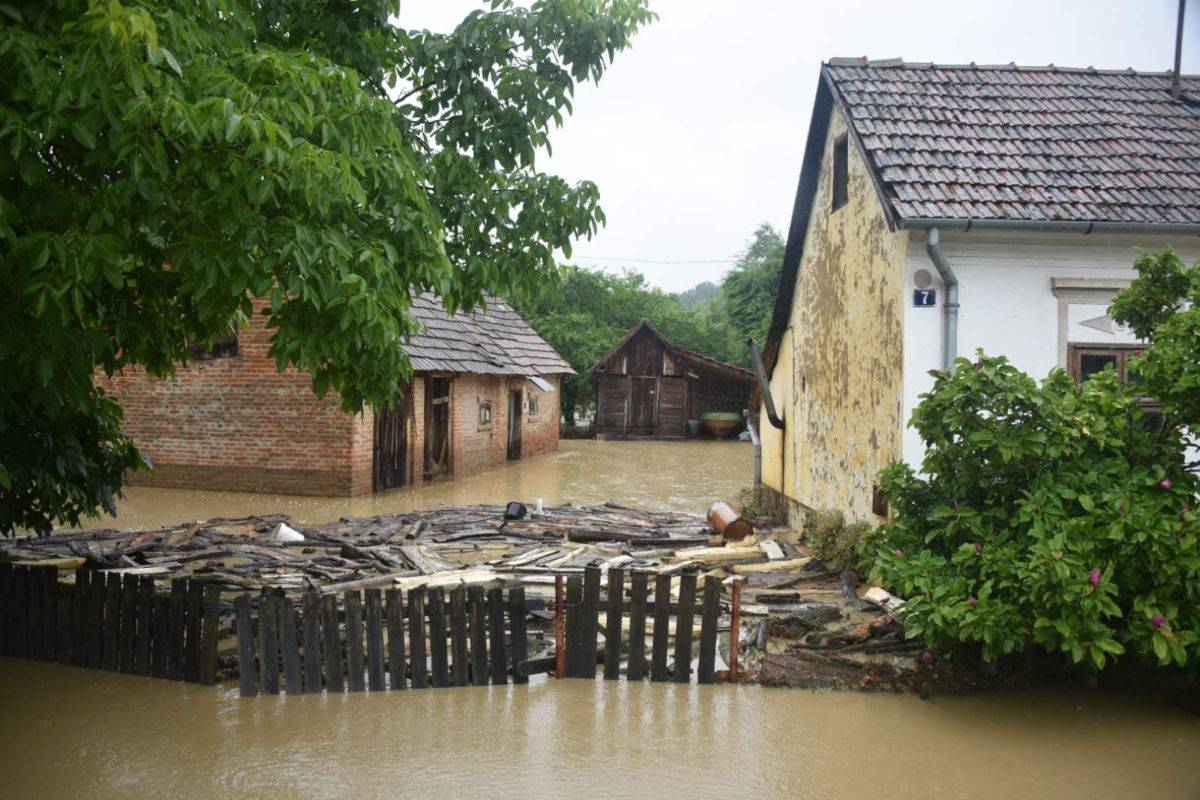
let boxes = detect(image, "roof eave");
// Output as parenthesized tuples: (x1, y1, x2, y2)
(896, 217, 1200, 236)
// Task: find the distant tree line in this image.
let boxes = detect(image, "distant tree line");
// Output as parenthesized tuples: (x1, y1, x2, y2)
(510, 223, 784, 424)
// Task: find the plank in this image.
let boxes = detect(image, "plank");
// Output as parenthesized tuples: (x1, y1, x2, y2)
(88, 571, 106, 669)
(301, 591, 323, 693)
(697, 575, 722, 685)
(508, 586, 528, 685)
(578, 566, 601, 679)
(234, 593, 257, 697)
(603, 567, 625, 680)
(449, 587, 469, 687)
(25, 567, 41, 660)
(184, 580, 203, 682)
(119, 573, 140, 672)
(407, 587, 428, 689)
(258, 594, 280, 695)
(166, 578, 187, 680)
(565, 575, 584, 677)
(364, 589, 386, 692)
(344, 590, 365, 692)
(55, 582, 72, 663)
(102, 571, 122, 671)
(672, 572, 697, 684)
(43, 568, 58, 662)
(487, 586, 508, 685)
(72, 569, 90, 666)
(321, 593, 344, 692)
(650, 572, 671, 682)
(385, 588, 406, 690)
(468, 585, 488, 685)
(627, 571, 649, 681)
(12, 566, 28, 659)
(0, 565, 10, 657)
(426, 588, 449, 688)
(151, 595, 170, 678)
(277, 595, 302, 693)
(133, 577, 154, 676)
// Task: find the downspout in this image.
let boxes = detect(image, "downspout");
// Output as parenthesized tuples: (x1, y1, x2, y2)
(744, 410, 762, 485)
(925, 227, 959, 371)
(748, 339, 785, 430)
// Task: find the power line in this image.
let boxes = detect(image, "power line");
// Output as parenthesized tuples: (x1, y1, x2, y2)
(567, 255, 739, 265)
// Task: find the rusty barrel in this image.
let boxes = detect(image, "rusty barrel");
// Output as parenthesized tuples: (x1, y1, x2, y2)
(707, 501, 753, 542)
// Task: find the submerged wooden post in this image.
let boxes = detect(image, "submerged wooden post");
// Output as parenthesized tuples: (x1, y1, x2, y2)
(25, 567, 40, 661)
(134, 577, 154, 676)
(729, 578, 741, 682)
(487, 586, 508, 685)
(650, 573, 671, 682)
(166, 578, 187, 680)
(626, 571, 649, 681)
(385, 589, 406, 691)
(364, 589, 386, 692)
(579, 566, 601, 679)
(554, 575, 565, 680)
(87, 571, 106, 669)
(151, 595, 170, 679)
(0, 564, 10, 658)
(697, 576, 722, 685)
(118, 574, 138, 674)
(102, 571, 121, 672)
(449, 587, 469, 687)
(12, 566, 28, 660)
(71, 569, 90, 667)
(407, 587, 428, 689)
(564, 575, 582, 678)
(302, 591, 323, 693)
(508, 586, 528, 685)
(673, 573, 697, 684)
(468, 585, 489, 685)
(55, 580, 72, 663)
(234, 593, 257, 697)
(44, 568, 58, 662)
(184, 580, 203, 682)
(603, 567, 625, 680)
(427, 588, 449, 688)
(278, 595, 302, 694)
(258, 594, 281, 695)
(344, 590, 366, 692)
(321, 593, 344, 692)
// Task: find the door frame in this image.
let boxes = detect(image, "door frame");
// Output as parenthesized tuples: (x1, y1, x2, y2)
(423, 375, 453, 479)
(372, 384, 412, 491)
(507, 388, 523, 460)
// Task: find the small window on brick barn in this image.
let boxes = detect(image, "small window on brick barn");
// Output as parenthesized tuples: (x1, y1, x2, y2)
(832, 134, 849, 212)
(187, 330, 238, 360)
(478, 401, 492, 426)
(527, 396, 539, 416)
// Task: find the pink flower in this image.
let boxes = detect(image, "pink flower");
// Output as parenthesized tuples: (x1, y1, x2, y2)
(973, 361, 982, 370)
(1088, 568, 1102, 588)
(1151, 614, 1167, 629)
(895, 549, 905, 558)
(1160, 479, 1173, 490)
(968, 596, 978, 608)
(974, 542, 983, 555)
(921, 650, 934, 663)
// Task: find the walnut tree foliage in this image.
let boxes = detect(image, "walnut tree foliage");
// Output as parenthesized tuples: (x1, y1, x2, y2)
(0, 0, 653, 534)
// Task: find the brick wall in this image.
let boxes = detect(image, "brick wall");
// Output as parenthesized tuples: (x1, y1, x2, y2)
(519, 375, 561, 459)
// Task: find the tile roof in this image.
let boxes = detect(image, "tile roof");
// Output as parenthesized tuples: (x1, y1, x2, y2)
(824, 59, 1200, 226)
(405, 292, 575, 376)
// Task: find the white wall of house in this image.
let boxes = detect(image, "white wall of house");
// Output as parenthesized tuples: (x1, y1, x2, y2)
(901, 231, 1200, 469)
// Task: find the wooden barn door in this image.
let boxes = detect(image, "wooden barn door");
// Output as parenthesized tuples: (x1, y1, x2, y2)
(629, 377, 657, 435)
(424, 377, 452, 479)
(655, 377, 686, 437)
(372, 386, 412, 491)
(507, 390, 523, 460)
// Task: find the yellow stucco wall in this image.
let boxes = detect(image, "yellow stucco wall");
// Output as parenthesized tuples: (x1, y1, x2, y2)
(759, 328, 791, 490)
(766, 106, 909, 522)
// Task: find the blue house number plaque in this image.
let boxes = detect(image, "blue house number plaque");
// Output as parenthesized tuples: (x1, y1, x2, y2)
(913, 289, 937, 307)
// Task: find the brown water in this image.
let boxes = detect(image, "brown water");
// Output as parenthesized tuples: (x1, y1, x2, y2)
(90, 440, 753, 530)
(0, 659, 1196, 799)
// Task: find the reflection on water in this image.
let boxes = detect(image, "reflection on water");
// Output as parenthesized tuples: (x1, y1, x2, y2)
(0, 658, 1196, 799)
(88, 440, 754, 530)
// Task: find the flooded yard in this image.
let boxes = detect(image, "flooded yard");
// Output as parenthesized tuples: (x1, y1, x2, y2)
(0, 658, 1196, 799)
(89, 440, 753, 530)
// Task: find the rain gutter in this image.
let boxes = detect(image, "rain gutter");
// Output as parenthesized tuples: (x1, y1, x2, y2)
(924, 227, 959, 371)
(748, 339, 784, 430)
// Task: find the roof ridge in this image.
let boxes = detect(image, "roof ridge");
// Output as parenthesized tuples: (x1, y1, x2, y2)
(824, 57, 1195, 78)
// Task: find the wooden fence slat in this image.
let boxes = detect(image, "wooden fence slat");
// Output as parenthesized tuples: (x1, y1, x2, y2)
(278, 595, 302, 694)
(603, 568, 625, 680)
(449, 587, 469, 687)
(365, 589, 386, 692)
(697, 576, 722, 685)
(166, 579, 187, 680)
(385, 589, 406, 691)
(427, 589, 449, 688)
(672, 573, 697, 684)
(0, 564, 10, 657)
(344, 590, 365, 692)
(564, 575, 582, 678)
(12, 567, 28, 659)
(184, 580, 203, 682)
(151, 595, 170, 678)
(321, 594, 344, 692)
(302, 591, 323, 693)
(408, 587, 428, 689)
(27, 567, 42, 661)
(45, 569, 59, 662)
(578, 566, 601, 680)
(487, 586, 508, 685)
(134, 578, 154, 676)
(259, 594, 281, 695)
(627, 571, 649, 681)
(508, 586, 528, 685)
(55, 582, 72, 663)
(234, 594, 257, 697)
(118, 574, 138, 673)
(72, 569, 90, 666)
(88, 571, 106, 669)
(468, 585, 488, 685)
(102, 572, 121, 671)
(199, 585, 221, 687)
(650, 573, 671, 682)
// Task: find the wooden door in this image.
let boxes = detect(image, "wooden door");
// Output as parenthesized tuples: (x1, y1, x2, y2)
(630, 377, 657, 434)
(599, 374, 629, 436)
(424, 377, 452, 479)
(507, 390, 523, 460)
(372, 386, 412, 491)
(656, 377, 686, 437)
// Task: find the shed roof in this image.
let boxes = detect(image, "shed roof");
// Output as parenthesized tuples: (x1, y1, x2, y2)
(825, 58, 1200, 227)
(405, 292, 574, 376)
(588, 319, 755, 382)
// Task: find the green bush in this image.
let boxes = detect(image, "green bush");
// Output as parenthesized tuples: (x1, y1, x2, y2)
(867, 251, 1200, 672)
(803, 510, 870, 573)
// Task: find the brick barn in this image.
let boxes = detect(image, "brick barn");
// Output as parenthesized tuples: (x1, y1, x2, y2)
(96, 293, 574, 496)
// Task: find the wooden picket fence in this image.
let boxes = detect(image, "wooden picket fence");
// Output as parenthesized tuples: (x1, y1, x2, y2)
(0, 564, 221, 684)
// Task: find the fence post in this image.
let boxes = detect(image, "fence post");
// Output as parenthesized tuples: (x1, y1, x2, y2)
(729, 578, 741, 682)
(234, 594, 257, 697)
(554, 575, 565, 680)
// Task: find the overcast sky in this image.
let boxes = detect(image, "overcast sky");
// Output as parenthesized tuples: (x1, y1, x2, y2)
(399, 0, 1198, 293)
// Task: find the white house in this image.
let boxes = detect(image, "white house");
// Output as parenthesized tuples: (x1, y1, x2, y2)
(756, 58, 1200, 524)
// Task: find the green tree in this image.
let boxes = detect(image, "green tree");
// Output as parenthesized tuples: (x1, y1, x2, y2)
(720, 222, 784, 349)
(0, 0, 653, 534)
(867, 251, 1199, 673)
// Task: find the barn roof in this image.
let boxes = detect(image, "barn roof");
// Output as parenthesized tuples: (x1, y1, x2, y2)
(405, 292, 575, 376)
(588, 319, 755, 382)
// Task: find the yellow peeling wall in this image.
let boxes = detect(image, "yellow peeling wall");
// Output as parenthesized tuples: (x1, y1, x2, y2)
(764, 106, 909, 523)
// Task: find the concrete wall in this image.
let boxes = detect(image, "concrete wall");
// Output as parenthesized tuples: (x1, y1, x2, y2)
(765, 105, 910, 522)
(901, 232, 1200, 469)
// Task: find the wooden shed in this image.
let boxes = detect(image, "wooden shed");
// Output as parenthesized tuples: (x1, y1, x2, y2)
(589, 320, 757, 439)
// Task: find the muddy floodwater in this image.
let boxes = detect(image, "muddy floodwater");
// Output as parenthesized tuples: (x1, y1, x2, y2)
(90, 440, 753, 530)
(0, 659, 1196, 799)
